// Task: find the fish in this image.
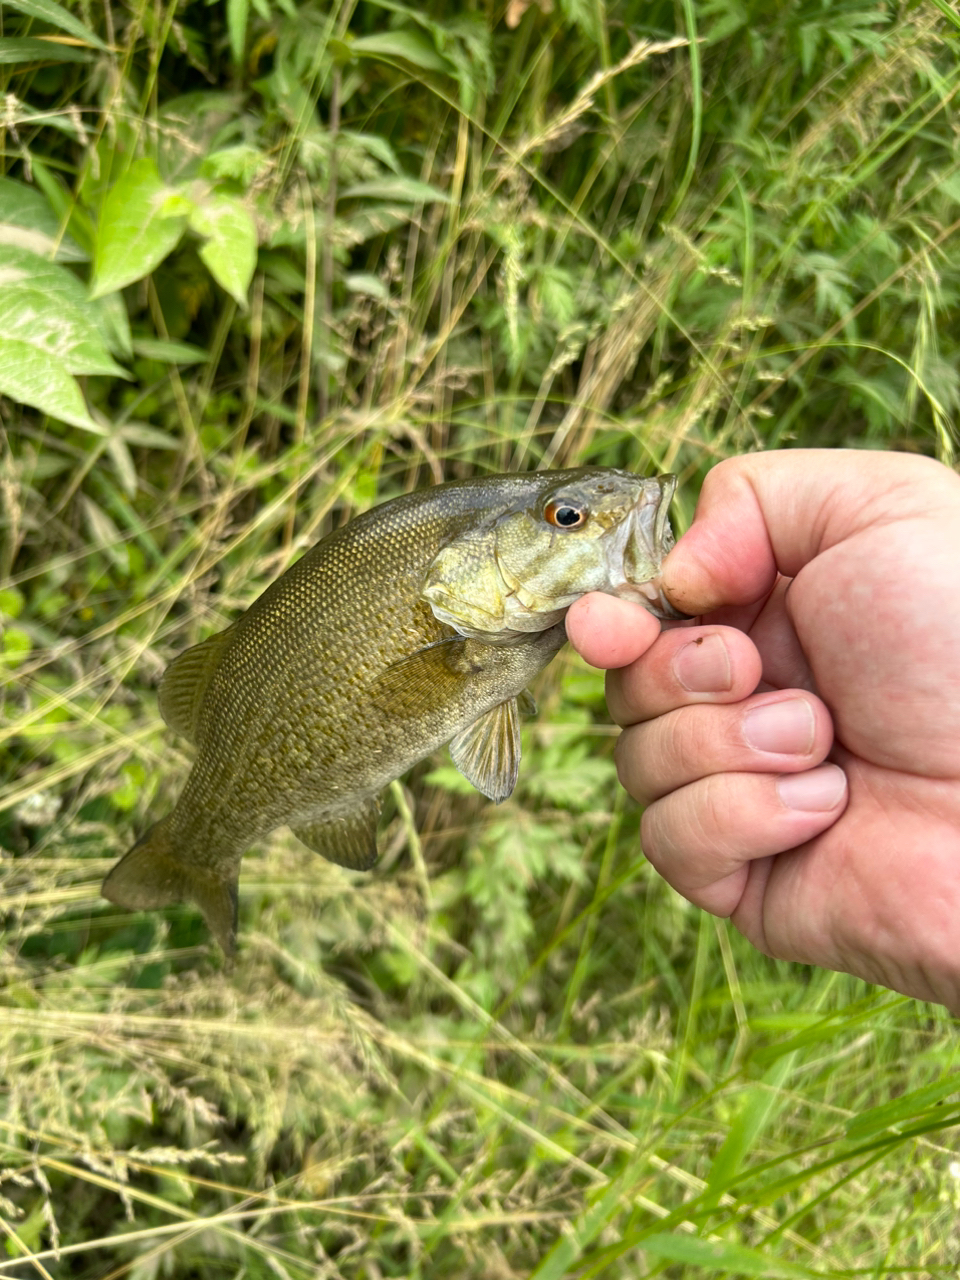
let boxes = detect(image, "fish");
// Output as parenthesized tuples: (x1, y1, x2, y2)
(101, 467, 682, 953)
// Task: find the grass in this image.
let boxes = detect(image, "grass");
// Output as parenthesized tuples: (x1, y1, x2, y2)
(2, 0, 960, 1274)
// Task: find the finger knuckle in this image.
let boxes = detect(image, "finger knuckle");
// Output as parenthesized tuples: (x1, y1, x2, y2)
(661, 707, 727, 781)
(694, 773, 738, 850)
(614, 727, 655, 804)
(652, 774, 741, 876)
(639, 782, 737, 896)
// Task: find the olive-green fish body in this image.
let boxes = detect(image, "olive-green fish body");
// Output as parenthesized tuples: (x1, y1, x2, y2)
(102, 468, 680, 952)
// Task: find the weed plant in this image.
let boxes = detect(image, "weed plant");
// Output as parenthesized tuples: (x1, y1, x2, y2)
(2, 0, 960, 1275)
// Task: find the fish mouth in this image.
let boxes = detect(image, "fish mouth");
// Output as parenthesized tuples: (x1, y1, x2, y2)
(628, 580, 690, 622)
(608, 474, 691, 621)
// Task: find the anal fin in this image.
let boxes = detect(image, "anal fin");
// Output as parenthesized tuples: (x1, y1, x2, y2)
(449, 698, 521, 803)
(291, 797, 381, 871)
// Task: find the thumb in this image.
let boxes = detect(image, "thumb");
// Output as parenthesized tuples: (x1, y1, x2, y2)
(663, 449, 957, 615)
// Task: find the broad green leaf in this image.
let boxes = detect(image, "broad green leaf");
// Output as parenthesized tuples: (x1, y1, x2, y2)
(0, 338, 103, 432)
(117, 421, 180, 449)
(94, 288, 133, 358)
(340, 177, 451, 204)
(0, 586, 25, 618)
(938, 171, 960, 205)
(640, 1232, 823, 1279)
(226, 0, 248, 62)
(0, 176, 86, 261)
(188, 192, 257, 306)
(0, 36, 93, 62)
(82, 496, 129, 571)
(28, 157, 96, 255)
(2, 627, 32, 668)
(340, 203, 416, 247)
(2, 0, 107, 48)
(132, 338, 210, 365)
(344, 273, 389, 300)
(200, 143, 268, 186)
(340, 129, 401, 174)
(350, 30, 451, 74)
(105, 434, 137, 498)
(0, 244, 127, 377)
(91, 157, 191, 298)
(0, 283, 125, 376)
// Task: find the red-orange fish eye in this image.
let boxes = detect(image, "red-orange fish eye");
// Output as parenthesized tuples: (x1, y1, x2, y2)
(544, 500, 587, 529)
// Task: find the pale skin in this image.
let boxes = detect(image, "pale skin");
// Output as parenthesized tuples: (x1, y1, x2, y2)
(566, 449, 960, 1012)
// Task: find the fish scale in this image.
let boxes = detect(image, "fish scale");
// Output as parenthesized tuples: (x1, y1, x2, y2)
(102, 468, 681, 954)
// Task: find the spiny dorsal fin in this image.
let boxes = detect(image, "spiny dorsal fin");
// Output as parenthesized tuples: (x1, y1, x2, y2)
(291, 796, 382, 871)
(448, 698, 521, 803)
(158, 624, 236, 745)
(101, 817, 239, 956)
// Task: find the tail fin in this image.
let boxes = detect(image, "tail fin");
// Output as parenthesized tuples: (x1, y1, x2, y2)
(101, 817, 239, 956)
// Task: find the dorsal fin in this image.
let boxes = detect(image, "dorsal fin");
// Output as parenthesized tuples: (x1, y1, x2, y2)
(158, 624, 236, 745)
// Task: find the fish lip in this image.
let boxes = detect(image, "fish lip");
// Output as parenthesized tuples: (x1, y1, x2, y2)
(648, 475, 694, 619)
(653, 473, 677, 552)
(612, 571, 690, 621)
(606, 474, 691, 620)
(631, 579, 691, 621)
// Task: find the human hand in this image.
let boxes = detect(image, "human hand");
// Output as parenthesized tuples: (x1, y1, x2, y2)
(566, 450, 960, 1011)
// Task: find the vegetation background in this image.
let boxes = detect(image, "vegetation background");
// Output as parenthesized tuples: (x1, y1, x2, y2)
(2, 0, 960, 1274)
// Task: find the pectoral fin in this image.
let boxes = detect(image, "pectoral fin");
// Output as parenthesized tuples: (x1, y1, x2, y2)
(291, 797, 381, 871)
(449, 698, 521, 803)
(370, 637, 494, 717)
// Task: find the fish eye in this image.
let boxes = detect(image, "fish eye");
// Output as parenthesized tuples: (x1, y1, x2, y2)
(544, 500, 587, 529)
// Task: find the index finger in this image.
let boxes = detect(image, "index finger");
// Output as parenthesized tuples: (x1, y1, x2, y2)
(606, 624, 763, 725)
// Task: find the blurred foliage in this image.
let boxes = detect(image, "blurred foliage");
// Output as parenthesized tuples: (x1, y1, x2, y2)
(2, 0, 960, 1275)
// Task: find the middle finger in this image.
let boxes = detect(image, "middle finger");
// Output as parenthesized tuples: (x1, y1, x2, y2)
(606, 625, 763, 726)
(615, 690, 835, 804)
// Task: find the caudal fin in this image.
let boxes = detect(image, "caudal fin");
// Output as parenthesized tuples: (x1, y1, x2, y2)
(101, 817, 239, 956)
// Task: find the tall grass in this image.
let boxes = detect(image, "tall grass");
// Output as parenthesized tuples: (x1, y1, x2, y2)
(2, 0, 960, 1274)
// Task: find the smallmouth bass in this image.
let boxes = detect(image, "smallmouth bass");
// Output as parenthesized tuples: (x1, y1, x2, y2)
(102, 468, 682, 952)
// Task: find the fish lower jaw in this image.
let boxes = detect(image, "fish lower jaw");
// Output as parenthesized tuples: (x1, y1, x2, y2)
(612, 576, 687, 621)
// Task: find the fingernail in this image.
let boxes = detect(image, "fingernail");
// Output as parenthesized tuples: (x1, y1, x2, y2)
(743, 699, 815, 755)
(777, 765, 847, 812)
(674, 634, 732, 693)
